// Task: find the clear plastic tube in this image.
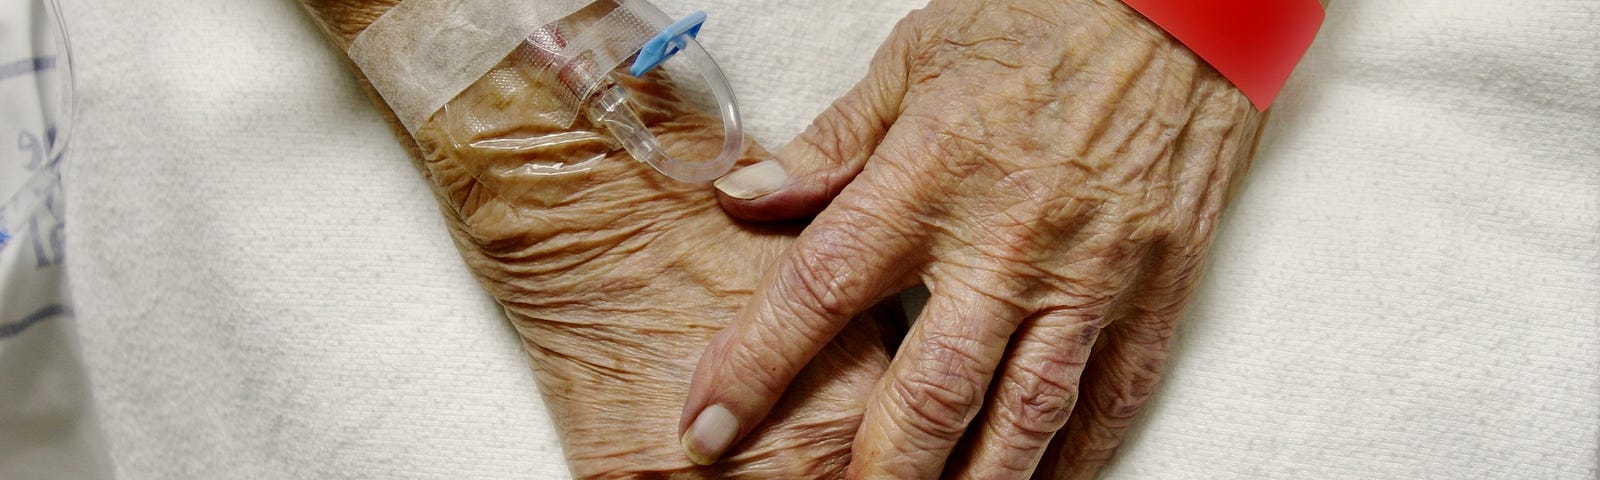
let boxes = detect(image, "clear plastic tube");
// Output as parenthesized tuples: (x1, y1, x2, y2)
(585, 35, 741, 183)
(428, 0, 742, 185)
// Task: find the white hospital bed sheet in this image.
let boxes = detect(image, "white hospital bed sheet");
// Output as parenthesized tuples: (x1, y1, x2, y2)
(56, 0, 1597, 478)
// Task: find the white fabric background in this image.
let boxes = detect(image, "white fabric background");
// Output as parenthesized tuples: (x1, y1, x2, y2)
(53, 0, 1597, 478)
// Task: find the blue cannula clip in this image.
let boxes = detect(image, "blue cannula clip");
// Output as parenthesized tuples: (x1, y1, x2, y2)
(629, 11, 706, 76)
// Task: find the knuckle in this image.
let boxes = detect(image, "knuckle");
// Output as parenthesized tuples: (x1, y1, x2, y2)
(874, 116, 976, 179)
(986, 224, 1049, 267)
(775, 236, 860, 323)
(889, 372, 979, 439)
(1091, 373, 1159, 423)
(800, 98, 874, 166)
(1001, 359, 1082, 436)
(763, 214, 915, 340)
(888, 335, 989, 438)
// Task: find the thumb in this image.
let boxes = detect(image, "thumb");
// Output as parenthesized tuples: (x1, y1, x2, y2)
(712, 25, 914, 221)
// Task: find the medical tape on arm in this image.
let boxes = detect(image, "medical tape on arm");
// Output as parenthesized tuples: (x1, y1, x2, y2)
(344, 0, 744, 184)
(516, 1, 660, 128)
(347, 0, 659, 134)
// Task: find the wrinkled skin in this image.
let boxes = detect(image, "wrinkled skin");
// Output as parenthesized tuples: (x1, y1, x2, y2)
(296, 1, 904, 478)
(682, 0, 1265, 477)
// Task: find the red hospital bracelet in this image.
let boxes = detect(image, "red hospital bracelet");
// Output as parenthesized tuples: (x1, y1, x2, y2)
(1120, 0, 1325, 110)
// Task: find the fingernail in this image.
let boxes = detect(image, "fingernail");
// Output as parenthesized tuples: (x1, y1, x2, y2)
(713, 160, 786, 200)
(681, 404, 739, 465)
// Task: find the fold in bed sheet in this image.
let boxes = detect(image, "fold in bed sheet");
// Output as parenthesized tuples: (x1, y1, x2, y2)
(57, 0, 1597, 478)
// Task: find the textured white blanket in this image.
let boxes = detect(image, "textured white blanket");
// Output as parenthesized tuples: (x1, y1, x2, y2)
(54, 0, 1597, 478)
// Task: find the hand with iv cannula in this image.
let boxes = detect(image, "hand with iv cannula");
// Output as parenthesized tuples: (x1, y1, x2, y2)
(299, 0, 897, 476)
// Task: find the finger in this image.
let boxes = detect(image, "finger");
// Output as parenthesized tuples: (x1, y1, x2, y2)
(945, 232, 1139, 480)
(945, 302, 1112, 479)
(847, 275, 1030, 478)
(1030, 82, 1253, 479)
(1033, 252, 1200, 480)
(679, 180, 925, 465)
(711, 15, 918, 220)
(1030, 314, 1171, 480)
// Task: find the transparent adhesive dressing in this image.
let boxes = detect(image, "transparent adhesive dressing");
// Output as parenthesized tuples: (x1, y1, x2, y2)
(349, 0, 742, 184)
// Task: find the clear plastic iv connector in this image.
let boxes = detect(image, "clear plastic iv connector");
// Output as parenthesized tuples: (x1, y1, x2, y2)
(434, 0, 741, 184)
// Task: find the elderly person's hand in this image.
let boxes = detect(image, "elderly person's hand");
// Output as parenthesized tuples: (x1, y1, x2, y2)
(680, 0, 1265, 477)
(298, 1, 905, 476)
